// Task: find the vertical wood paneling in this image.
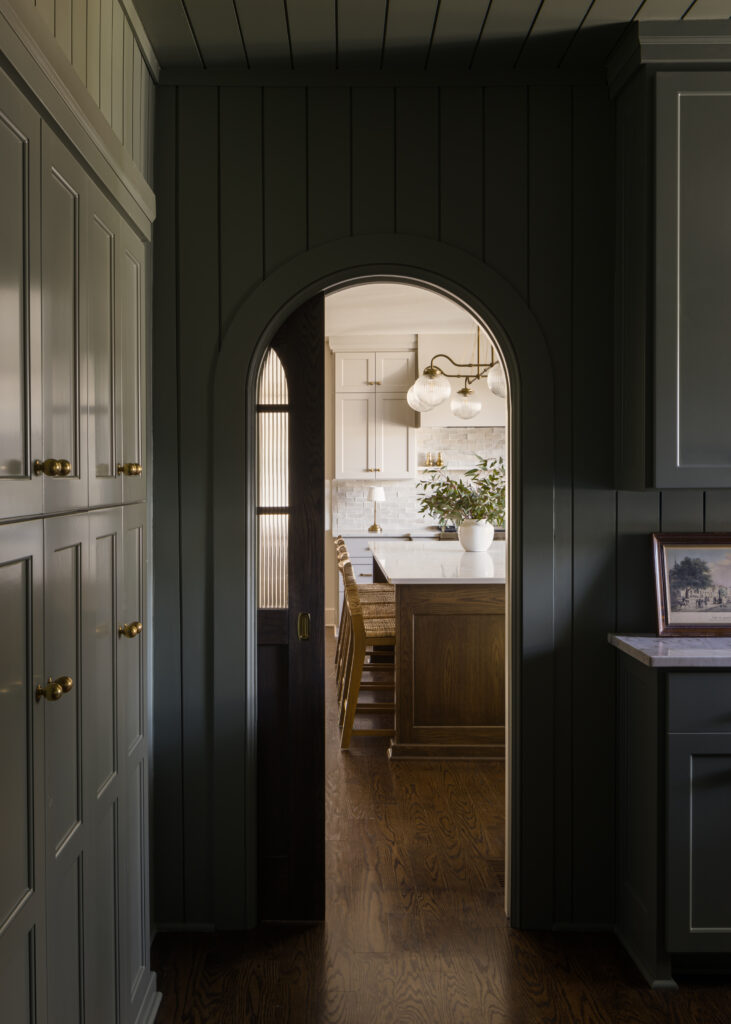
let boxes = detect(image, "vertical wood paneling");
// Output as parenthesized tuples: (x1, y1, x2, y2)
(123, 18, 133, 148)
(395, 87, 439, 238)
(440, 87, 483, 259)
(307, 87, 351, 247)
(132, 39, 142, 165)
(351, 87, 395, 235)
(528, 83, 573, 924)
(176, 86, 219, 923)
(111, 0, 124, 139)
(158, 79, 729, 931)
(263, 88, 307, 276)
(483, 85, 528, 298)
(99, 0, 112, 123)
(72, 0, 87, 83)
(56, 0, 72, 61)
(151, 86, 184, 925)
(660, 489, 705, 531)
(570, 85, 616, 925)
(219, 88, 264, 333)
(37, 0, 54, 35)
(705, 490, 731, 531)
(87, 0, 101, 105)
(616, 490, 661, 633)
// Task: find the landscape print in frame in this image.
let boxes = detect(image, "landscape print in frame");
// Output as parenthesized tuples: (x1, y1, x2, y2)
(653, 533, 731, 637)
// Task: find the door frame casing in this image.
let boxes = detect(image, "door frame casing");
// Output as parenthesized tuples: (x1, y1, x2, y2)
(212, 235, 557, 930)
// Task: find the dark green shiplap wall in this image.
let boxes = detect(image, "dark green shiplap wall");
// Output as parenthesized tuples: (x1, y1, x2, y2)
(152, 80, 731, 929)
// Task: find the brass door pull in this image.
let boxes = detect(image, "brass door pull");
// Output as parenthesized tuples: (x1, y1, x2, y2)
(119, 621, 143, 639)
(34, 458, 72, 477)
(36, 675, 73, 703)
(297, 612, 311, 641)
(117, 462, 142, 476)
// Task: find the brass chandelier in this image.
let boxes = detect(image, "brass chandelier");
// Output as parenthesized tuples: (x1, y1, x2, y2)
(406, 328, 506, 420)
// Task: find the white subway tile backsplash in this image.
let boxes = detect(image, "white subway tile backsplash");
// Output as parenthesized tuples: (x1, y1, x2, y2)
(332, 425, 506, 533)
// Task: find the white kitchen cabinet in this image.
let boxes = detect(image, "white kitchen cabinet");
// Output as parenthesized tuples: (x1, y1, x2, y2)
(332, 343, 416, 481)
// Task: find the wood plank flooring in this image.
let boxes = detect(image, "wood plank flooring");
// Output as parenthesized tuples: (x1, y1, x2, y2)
(152, 636, 731, 1023)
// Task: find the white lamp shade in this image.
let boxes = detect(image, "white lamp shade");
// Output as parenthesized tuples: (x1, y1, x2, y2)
(450, 390, 482, 420)
(412, 371, 451, 409)
(486, 361, 507, 399)
(406, 383, 431, 412)
(368, 486, 386, 503)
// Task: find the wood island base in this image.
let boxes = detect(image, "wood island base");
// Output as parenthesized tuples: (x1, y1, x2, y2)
(390, 582, 506, 760)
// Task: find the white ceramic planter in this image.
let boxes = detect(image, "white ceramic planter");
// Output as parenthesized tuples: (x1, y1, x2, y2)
(458, 519, 494, 552)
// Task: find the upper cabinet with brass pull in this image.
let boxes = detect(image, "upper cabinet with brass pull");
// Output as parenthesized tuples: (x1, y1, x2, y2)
(331, 341, 417, 481)
(119, 620, 142, 639)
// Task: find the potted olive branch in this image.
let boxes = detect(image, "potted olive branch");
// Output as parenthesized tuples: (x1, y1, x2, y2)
(416, 455, 506, 551)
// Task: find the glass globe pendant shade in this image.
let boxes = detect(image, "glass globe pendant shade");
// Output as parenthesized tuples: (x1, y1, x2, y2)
(411, 367, 451, 410)
(406, 383, 431, 412)
(450, 386, 482, 420)
(486, 360, 507, 399)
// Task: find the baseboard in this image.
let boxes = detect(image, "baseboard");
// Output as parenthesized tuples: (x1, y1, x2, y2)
(135, 972, 163, 1024)
(153, 922, 216, 932)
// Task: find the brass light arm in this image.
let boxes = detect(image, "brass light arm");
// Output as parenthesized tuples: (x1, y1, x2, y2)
(424, 334, 499, 386)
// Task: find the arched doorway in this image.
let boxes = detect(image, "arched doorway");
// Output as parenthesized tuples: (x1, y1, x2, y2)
(211, 236, 557, 931)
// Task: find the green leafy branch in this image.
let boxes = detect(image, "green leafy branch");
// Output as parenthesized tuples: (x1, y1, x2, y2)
(416, 456, 506, 528)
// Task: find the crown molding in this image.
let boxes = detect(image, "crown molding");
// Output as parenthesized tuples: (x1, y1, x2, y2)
(608, 20, 731, 96)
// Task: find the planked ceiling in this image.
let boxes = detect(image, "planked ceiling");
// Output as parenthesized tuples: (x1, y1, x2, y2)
(132, 0, 731, 72)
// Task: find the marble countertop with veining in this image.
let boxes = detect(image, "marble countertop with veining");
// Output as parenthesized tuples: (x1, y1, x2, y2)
(609, 633, 731, 668)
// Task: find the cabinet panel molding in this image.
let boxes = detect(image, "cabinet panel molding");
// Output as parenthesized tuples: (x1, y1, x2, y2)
(0, 69, 42, 520)
(41, 125, 89, 513)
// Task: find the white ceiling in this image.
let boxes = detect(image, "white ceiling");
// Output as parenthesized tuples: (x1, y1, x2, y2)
(324, 282, 477, 336)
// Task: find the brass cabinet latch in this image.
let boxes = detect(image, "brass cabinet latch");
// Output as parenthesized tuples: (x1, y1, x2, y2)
(117, 462, 142, 476)
(297, 612, 311, 641)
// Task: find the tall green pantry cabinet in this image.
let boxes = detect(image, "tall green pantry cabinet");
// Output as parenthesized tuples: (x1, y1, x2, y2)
(0, 64, 159, 1024)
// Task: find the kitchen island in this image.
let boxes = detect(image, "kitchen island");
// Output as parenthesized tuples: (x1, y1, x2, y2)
(369, 540, 506, 759)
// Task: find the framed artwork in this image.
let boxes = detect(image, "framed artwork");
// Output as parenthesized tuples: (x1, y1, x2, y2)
(652, 532, 731, 636)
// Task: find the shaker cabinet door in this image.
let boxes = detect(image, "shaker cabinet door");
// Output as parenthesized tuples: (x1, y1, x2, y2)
(334, 352, 375, 392)
(43, 514, 89, 1024)
(119, 222, 146, 504)
(0, 521, 47, 1024)
(41, 125, 88, 513)
(0, 70, 42, 521)
(375, 395, 417, 479)
(335, 393, 376, 480)
(119, 503, 156, 1023)
(85, 509, 125, 1023)
(88, 186, 123, 508)
(375, 350, 416, 393)
(667, 731, 731, 953)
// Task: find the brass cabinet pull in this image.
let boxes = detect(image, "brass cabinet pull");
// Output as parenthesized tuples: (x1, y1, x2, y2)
(118, 621, 143, 639)
(117, 462, 142, 477)
(359, 573, 372, 578)
(34, 458, 72, 477)
(297, 612, 311, 641)
(36, 675, 73, 703)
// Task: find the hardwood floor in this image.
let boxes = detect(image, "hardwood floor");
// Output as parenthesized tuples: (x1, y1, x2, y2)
(152, 635, 731, 1023)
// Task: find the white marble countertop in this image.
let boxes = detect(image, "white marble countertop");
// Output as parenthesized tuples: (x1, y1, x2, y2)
(609, 633, 731, 668)
(339, 528, 443, 539)
(369, 539, 506, 585)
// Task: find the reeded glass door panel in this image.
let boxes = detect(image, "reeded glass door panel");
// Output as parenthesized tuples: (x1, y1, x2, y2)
(256, 350, 289, 611)
(258, 413, 289, 508)
(258, 348, 289, 405)
(258, 514, 289, 610)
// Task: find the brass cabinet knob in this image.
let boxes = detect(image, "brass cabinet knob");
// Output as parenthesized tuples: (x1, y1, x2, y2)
(34, 458, 72, 477)
(117, 462, 142, 477)
(35, 675, 73, 703)
(118, 621, 142, 639)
